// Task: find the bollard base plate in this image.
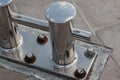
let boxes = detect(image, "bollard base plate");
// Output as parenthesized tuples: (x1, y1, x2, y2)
(0, 25, 112, 80)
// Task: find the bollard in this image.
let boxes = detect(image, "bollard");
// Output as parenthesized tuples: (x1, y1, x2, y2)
(0, 0, 21, 49)
(45, 2, 76, 65)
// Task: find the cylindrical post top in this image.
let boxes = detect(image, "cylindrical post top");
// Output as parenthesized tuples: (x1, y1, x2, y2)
(45, 2, 76, 23)
(45, 2, 76, 65)
(0, 0, 12, 7)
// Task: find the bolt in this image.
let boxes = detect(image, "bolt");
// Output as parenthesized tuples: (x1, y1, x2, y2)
(37, 34, 48, 44)
(74, 68, 86, 79)
(24, 53, 36, 64)
(85, 47, 95, 58)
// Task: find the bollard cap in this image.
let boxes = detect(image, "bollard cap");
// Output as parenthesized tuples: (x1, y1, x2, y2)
(0, 0, 12, 7)
(45, 2, 76, 23)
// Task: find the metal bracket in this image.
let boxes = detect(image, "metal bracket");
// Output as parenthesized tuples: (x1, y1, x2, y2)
(0, 26, 111, 80)
(0, 0, 112, 80)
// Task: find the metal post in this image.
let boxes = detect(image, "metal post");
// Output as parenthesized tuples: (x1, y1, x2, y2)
(45, 2, 76, 65)
(0, 0, 21, 49)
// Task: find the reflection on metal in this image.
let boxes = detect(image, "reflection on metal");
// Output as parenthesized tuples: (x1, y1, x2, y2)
(11, 13, 49, 32)
(0, 0, 12, 7)
(72, 28, 92, 41)
(12, 26, 97, 79)
(0, 1, 112, 80)
(45, 2, 76, 65)
(0, 0, 21, 49)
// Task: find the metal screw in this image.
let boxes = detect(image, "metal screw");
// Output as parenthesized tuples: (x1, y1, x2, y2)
(85, 47, 95, 58)
(24, 53, 36, 64)
(37, 34, 48, 44)
(74, 68, 86, 79)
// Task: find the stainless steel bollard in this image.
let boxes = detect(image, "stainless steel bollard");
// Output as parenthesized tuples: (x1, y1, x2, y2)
(45, 2, 76, 65)
(0, 1, 111, 79)
(0, 0, 21, 49)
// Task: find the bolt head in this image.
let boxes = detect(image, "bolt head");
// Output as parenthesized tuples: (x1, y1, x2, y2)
(85, 47, 95, 58)
(37, 34, 48, 44)
(24, 53, 36, 64)
(74, 68, 86, 79)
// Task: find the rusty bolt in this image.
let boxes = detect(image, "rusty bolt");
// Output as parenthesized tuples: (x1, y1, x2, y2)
(85, 47, 95, 58)
(74, 68, 86, 79)
(24, 53, 36, 64)
(37, 34, 48, 44)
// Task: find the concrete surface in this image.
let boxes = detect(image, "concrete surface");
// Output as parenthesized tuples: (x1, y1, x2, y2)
(0, 67, 39, 80)
(0, 0, 120, 80)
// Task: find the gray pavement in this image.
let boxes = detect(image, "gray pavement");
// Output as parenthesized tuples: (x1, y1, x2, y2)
(0, 67, 39, 80)
(0, 0, 120, 80)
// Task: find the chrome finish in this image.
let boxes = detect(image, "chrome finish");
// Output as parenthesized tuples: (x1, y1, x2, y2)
(45, 2, 76, 65)
(0, 1, 112, 80)
(0, 26, 97, 79)
(72, 28, 92, 41)
(45, 2, 76, 23)
(0, 25, 111, 80)
(0, 0, 12, 7)
(11, 12, 92, 41)
(11, 13, 49, 32)
(0, 0, 21, 49)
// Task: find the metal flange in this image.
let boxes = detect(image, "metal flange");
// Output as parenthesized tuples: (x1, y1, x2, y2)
(0, 1, 112, 80)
